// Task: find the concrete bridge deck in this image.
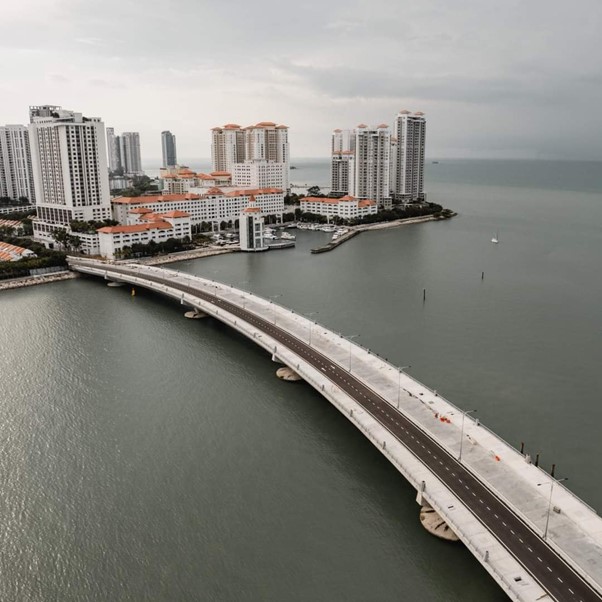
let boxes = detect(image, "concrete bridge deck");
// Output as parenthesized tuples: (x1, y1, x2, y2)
(68, 257, 602, 602)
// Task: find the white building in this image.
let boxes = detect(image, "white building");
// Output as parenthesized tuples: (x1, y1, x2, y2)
(392, 110, 426, 202)
(29, 106, 112, 252)
(211, 124, 245, 173)
(354, 124, 391, 209)
(232, 160, 287, 191)
(211, 121, 289, 191)
(0, 125, 36, 202)
(300, 195, 378, 220)
(0, 241, 37, 262)
(239, 196, 267, 252)
(98, 210, 191, 259)
(161, 167, 232, 194)
(119, 132, 143, 175)
(112, 188, 284, 230)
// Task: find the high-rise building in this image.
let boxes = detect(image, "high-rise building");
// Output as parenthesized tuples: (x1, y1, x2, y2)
(392, 110, 426, 202)
(211, 121, 289, 191)
(331, 129, 355, 196)
(29, 106, 111, 249)
(211, 124, 246, 173)
(353, 124, 391, 208)
(119, 132, 143, 175)
(161, 130, 177, 168)
(106, 127, 122, 173)
(0, 125, 36, 202)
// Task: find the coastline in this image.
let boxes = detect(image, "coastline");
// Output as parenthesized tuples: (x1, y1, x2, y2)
(0, 270, 78, 292)
(0, 247, 237, 292)
(311, 212, 457, 254)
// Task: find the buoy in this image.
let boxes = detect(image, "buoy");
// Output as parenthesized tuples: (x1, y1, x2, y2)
(131, 288, 136, 297)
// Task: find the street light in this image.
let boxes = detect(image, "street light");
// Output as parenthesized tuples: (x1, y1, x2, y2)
(537, 477, 568, 541)
(459, 409, 477, 462)
(346, 334, 360, 372)
(269, 294, 282, 324)
(304, 311, 319, 345)
(397, 366, 411, 407)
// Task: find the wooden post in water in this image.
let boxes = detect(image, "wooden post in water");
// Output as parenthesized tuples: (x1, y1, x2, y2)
(482, 271, 485, 280)
(423, 288, 426, 302)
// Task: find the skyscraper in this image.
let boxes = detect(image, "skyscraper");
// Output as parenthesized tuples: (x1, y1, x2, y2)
(211, 122, 289, 191)
(161, 130, 177, 167)
(211, 124, 246, 173)
(29, 106, 111, 247)
(106, 127, 122, 173)
(392, 110, 426, 202)
(331, 129, 355, 196)
(0, 124, 36, 202)
(119, 132, 143, 175)
(353, 124, 391, 208)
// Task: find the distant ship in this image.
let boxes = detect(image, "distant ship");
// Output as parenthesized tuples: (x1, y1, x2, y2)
(290, 166, 297, 170)
(432, 161, 440, 164)
(491, 230, 499, 244)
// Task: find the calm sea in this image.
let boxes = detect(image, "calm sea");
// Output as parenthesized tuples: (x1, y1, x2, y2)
(1, 159, 601, 601)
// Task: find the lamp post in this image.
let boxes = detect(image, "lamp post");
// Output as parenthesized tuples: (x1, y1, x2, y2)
(459, 409, 477, 461)
(537, 477, 568, 541)
(269, 294, 282, 324)
(304, 311, 319, 345)
(347, 334, 360, 372)
(397, 366, 411, 407)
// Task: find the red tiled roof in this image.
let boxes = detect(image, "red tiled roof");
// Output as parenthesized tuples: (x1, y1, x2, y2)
(98, 221, 172, 234)
(113, 193, 201, 205)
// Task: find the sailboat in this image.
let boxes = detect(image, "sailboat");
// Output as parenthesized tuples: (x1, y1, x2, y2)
(491, 230, 499, 244)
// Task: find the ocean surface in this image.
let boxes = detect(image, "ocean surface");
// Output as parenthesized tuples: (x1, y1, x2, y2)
(2, 159, 602, 601)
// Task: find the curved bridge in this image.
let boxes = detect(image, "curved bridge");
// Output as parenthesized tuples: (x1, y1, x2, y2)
(69, 257, 602, 602)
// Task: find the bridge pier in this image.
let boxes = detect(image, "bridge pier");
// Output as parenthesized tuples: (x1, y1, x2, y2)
(184, 309, 207, 319)
(419, 503, 459, 542)
(276, 367, 302, 382)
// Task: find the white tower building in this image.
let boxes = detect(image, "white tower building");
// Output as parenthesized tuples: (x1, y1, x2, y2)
(0, 125, 36, 202)
(239, 195, 268, 252)
(29, 106, 112, 248)
(211, 122, 289, 192)
(392, 110, 426, 202)
(211, 124, 245, 173)
(354, 124, 391, 209)
(119, 132, 143, 175)
(331, 129, 356, 196)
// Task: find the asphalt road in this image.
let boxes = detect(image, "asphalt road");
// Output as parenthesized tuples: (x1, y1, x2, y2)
(77, 261, 602, 602)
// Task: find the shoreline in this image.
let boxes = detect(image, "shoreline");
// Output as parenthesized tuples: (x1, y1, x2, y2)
(311, 212, 457, 253)
(0, 270, 78, 291)
(0, 247, 237, 291)
(1, 214, 455, 289)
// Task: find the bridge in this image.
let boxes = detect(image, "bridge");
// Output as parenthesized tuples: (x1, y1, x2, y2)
(69, 257, 602, 602)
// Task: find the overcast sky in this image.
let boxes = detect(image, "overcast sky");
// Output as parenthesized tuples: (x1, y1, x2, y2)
(2, 0, 601, 163)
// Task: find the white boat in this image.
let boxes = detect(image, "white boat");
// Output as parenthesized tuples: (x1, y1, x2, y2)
(491, 230, 499, 244)
(280, 231, 296, 240)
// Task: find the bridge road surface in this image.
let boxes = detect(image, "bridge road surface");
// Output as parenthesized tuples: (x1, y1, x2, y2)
(83, 262, 602, 602)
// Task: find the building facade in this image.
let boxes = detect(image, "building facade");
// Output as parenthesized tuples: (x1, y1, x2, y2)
(119, 132, 143, 175)
(239, 196, 267, 252)
(98, 210, 191, 259)
(161, 130, 177, 168)
(0, 125, 36, 202)
(300, 195, 377, 220)
(392, 110, 426, 202)
(211, 121, 289, 191)
(29, 106, 112, 250)
(112, 188, 284, 229)
(232, 160, 287, 190)
(106, 127, 121, 173)
(354, 124, 391, 209)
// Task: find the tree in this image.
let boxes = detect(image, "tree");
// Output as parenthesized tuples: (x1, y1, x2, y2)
(307, 186, 321, 197)
(51, 228, 70, 249)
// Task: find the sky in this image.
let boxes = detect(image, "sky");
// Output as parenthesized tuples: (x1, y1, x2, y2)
(2, 0, 602, 163)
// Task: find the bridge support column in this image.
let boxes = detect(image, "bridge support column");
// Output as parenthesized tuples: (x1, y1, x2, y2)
(276, 367, 302, 382)
(419, 504, 459, 542)
(184, 310, 207, 319)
